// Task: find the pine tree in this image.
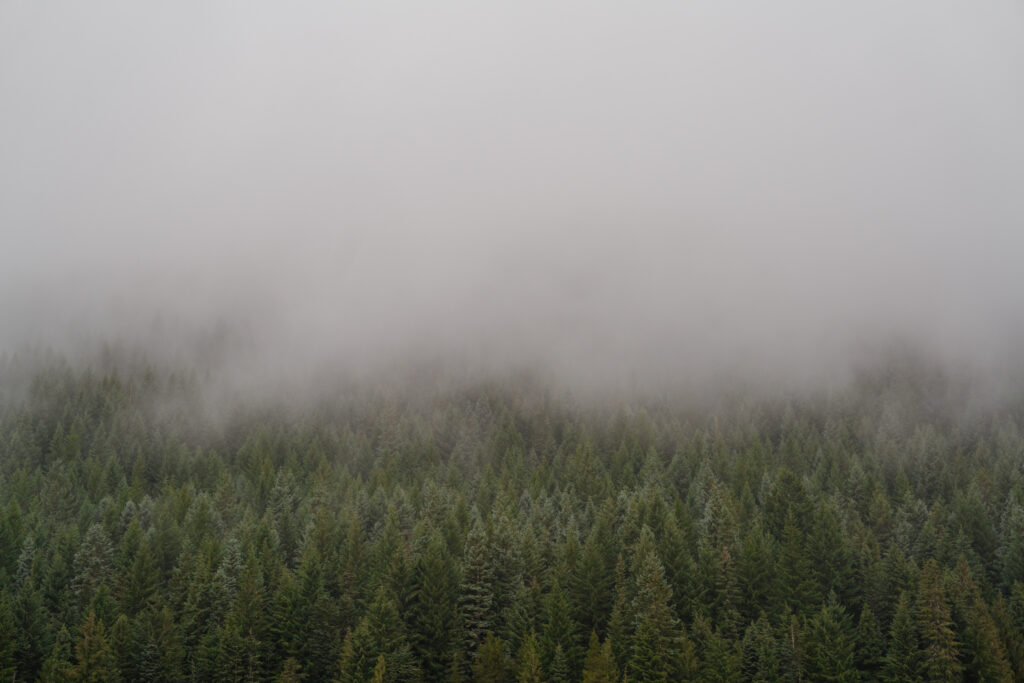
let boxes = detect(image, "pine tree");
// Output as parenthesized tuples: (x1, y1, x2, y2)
(0, 597, 16, 681)
(776, 609, 804, 683)
(807, 501, 855, 604)
(108, 614, 136, 682)
(740, 613, 779, 682)
(474, 632, 510, 683)
(541, 579, 580, 673)
(11, 581, 49, 678)
(335, 628, 358, 683)
(998, 502, 1024, 590)
(516, 631, 543, 683)
(277, 657, 305, 682)
(70, 611, 121, 683)
(802, 592, 857, 682)
(270, 569, 303, 666)
(916, 559, 962, 682)
(123, 536, 159, 615)
(461, 514, 496, 658)
(582, 631, 619, 683)
(407, 531, 458, 678)
(884, 592, 921, 682)
(72, 524, 114, 615)
(346, 584, 420, 682)
(570, 521, 616, 638)
(854, 602, 885, 676)
(502, 579, 539, 655)
(449, 648, 468, 683)
(40, 623, 75, 682)
(548, 644, 571, 683)
(628, 540, 695, 681)
(777, 511, 816, 616)
(139, 606, 185, 682)
(371, 654, 387, 683)
(962, 597, 1012, 682)
(606, 554, 632, 672)
(737, 524, 775, 625)
(294, 547, 336, 681)
(713, 543, 742, 639)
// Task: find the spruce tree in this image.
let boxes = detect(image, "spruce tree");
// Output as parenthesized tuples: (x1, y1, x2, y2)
(516, 631, 543, 683)
(541, 579, 580, 673)
(854, 602, 885, 676)
(740, 613, 779, 682)
(606, 554, 632, 672)
(916, 559, 962, 682)
(802, 593, 857, 683)
(40, 623, 75, 682)
(407, 531, 458, 678)
(628, 539, 694, 681)
(0, 597, 16, 681)
(474, 632, 510, 683)
(549, 644, 572, 683)
(71, 611, 121, 683)
(962, 597, 1012, 682)
(582, 631, 619, 683)
(884, 592, 921, 682)
(460, 514, 496, 658)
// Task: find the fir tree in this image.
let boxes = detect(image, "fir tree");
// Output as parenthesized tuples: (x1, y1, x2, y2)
(628, 535, 696, 681)
(962, 596, 1013, 682)
(474, 632, 510, 683)
(740, 613, 779, 682)
(70, 611, 121, 683)
(407, 531, 458, 678)
(72, 524, 114, 615)
(541, 579, 580, 673)
(884, 592, 922, 682)
(854, 602, 885, 676)
(0, 597, 16, 681)
(516, 631, 544, 683)
(606, 554, 632, 672)
(581, 631, 619, 683)
(461, 514, 496, 658)
(40, 623, 75, 682)
(916, 559, 962, 682)
(548, 644, 572, 683)
(802, 592, 857, 683)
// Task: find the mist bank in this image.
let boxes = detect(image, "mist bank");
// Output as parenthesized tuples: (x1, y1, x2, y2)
(3, 324, 1023, 436)
(2, 1, 1022, 401)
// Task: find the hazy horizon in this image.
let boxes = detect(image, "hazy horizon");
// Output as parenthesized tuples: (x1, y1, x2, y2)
(3, 2, 1023, 393)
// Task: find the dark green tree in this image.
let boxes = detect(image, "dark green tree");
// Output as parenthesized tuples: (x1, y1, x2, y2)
(802, 592, 857, 682)
(70, 611, 121, 683)
(916, 559, 962, 682)
(581, 631, 618, 683)
(884, 592, 921, 682)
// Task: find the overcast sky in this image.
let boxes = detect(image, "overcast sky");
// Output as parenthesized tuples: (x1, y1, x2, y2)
(2, 2, 1023, 389)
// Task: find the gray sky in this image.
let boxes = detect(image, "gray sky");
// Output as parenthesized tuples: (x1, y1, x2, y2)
(2, 2, 1023, 389)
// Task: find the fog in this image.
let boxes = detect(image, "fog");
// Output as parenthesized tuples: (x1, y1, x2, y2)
(2, 2, 1023, 394)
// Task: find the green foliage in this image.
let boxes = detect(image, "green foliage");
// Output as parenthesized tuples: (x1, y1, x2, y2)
(740, 613, 779, 681)
(854, 603, 885, 676)
(627, 535, 694, 681)
(474, 632, 510, 683)
(803, 593, 857, 682)
(582, 631, 618, 683)
(70, 611, 120, 682)
(516, 631, 543, 683)
(884, 593, 922, 682)
(0, 356, 1023, 680)
(916, 559, 962, 681)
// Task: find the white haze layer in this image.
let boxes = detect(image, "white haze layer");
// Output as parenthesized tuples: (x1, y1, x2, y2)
(2, 2, 1023, 392)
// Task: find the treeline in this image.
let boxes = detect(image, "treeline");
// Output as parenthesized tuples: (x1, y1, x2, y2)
(1, 352, 1024, 681)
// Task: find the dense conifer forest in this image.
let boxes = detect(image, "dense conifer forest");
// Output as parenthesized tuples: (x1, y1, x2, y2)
(2, 350, 1024, 681)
